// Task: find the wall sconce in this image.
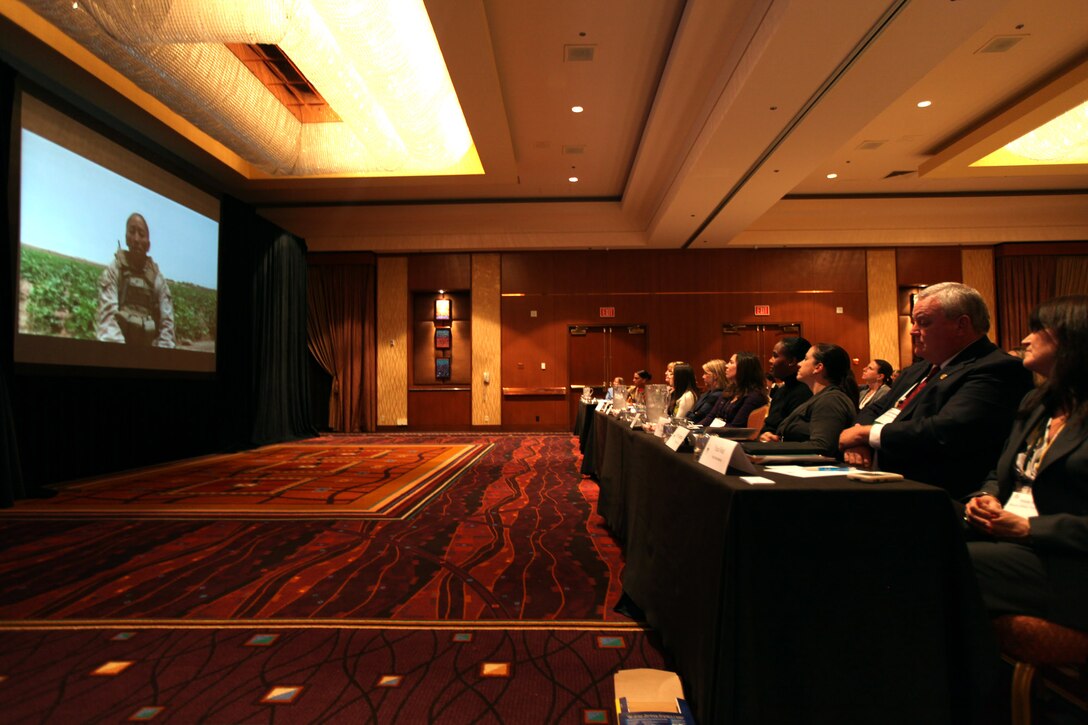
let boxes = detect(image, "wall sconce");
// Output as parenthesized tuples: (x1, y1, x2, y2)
(434, 297, 451, 322)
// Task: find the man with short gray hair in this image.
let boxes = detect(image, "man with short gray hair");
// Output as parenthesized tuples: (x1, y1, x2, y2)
(839, 282, 1033, 497)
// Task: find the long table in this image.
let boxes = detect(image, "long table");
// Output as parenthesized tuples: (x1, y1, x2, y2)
(589, 411, 995, 725)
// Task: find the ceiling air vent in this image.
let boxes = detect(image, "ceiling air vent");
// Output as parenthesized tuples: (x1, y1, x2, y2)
(856, 140, 887, 151)
(976, 35, 1027, 54)
(563, 145, 585, 155)
(883, 170, 916, 179)
(564, 45, 596, 62)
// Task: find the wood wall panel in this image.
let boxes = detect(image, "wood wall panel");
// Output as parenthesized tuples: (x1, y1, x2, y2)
(384, 247, 899, 430)
(896, 247, 962, 286)
(407, 390, 471, 428)
(409, 254, 471, 291)
(472, 254, 501, 426)
(996, 242, 1088, 257)
(376, 256, 408, 426)
(413, 320, 471, 384)
(500, 248, 870, 295)
(411, 291, 471, 386)
(961, 247, 997, 343)
(501, 397, 569, 431)
(866, 249, 899, 366)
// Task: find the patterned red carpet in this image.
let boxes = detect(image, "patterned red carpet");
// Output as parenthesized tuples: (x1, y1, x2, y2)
(3, 626, 665, 724)
(0, 434, 668, 723)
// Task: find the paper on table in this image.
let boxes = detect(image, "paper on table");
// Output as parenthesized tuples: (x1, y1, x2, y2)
(764, 465, 855, 478)
(708, 418, 726, 428)
(742, 476, 776, 485)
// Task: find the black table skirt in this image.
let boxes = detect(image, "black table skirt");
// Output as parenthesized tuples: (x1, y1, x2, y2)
(588, 411, 995, 725)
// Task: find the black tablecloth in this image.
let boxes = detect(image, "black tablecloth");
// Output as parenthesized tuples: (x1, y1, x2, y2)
(575, 400, 599, 476)
(589, 411, 995, 725)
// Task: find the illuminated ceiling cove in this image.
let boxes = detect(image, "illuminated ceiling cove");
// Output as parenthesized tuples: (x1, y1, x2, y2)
(25, 0, 482, 178)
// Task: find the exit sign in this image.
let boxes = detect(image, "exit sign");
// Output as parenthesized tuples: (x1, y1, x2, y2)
(599, 307, 616, 318)
(754, 305, 771, 316)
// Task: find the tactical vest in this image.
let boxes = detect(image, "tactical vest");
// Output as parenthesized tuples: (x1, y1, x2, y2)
(115, 251, 161, 345)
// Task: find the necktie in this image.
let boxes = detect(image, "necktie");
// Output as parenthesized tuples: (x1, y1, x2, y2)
(897, 364, 939, 410)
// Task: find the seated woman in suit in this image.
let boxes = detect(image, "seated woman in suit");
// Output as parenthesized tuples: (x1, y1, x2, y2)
(745, 343, 858, 457)
(858, 359, 894, 410)
(964, 295, 1088, 632)
(695, 351, 768, 427)
(686, 359, 728, 423)
(670, 363, 700, 418)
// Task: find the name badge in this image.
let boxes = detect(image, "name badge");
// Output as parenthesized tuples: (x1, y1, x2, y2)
(1005, 489, 1038, 519)
(875, 407, 901, 425)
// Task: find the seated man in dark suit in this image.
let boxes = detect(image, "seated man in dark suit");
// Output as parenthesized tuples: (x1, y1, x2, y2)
(838, 282, 1034, 497)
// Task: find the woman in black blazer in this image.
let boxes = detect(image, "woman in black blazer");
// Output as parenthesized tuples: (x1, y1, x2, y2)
(745, 343, 858, 457)
(965, 295, 1088, 632)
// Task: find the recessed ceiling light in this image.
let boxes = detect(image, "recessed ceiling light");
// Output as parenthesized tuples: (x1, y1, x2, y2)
(826, 172, 838, 179)
(917, 100, 932, 108)
(568, 176, 579, 182)
(571, 105, 584, 113)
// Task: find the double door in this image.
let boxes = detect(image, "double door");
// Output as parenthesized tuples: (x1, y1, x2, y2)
(568, 324, 648, 421)
(720, 322, 802, 369)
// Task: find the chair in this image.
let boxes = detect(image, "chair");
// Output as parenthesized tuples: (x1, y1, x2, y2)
(744, 405, 769, 439)
(992, 615, 1088, 725)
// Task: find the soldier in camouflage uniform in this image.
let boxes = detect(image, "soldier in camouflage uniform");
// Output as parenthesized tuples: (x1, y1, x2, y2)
(96, 213, 175, 348)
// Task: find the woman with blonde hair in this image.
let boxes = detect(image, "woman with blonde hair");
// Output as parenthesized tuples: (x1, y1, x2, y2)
(686, 358, 728, 423)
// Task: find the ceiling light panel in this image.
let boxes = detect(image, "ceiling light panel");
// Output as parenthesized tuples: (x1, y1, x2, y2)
(22, 0, 482, 177)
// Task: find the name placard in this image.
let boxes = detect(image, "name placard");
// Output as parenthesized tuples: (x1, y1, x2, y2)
(699, 436, 759, 475)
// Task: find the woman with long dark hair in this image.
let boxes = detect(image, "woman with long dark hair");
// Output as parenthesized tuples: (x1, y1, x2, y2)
(965, 295, 1088, 632)
(670, 363, 700, 418)
(745, 343, 858, 457)
(695, 352, 767, 427)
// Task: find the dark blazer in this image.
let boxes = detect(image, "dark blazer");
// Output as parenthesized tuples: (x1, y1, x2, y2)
(857, 336, 1034, 497)
(760, 377, 812, 434)
(975, 402, 1088, 557)
(696, 389, 767, 427)
(970, 399, 1088, 630)
(686, 389, 723, 423)
(744, 385, 856, 458)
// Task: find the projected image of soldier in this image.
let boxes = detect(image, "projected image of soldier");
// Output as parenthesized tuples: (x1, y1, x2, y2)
(96, 212, 175, 348)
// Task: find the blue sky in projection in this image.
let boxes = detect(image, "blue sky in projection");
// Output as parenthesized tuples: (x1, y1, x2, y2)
(19, 131, 218, 289)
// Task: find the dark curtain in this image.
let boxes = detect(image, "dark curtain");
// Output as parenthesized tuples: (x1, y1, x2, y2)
(218, 197, 315, 448)
(996, 255, 1057, 351)
(1056, 256, 1088, 296)
(252, 233, 315, 443)
(0, 60, 26, 506)
(307, 259, 376, 432)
